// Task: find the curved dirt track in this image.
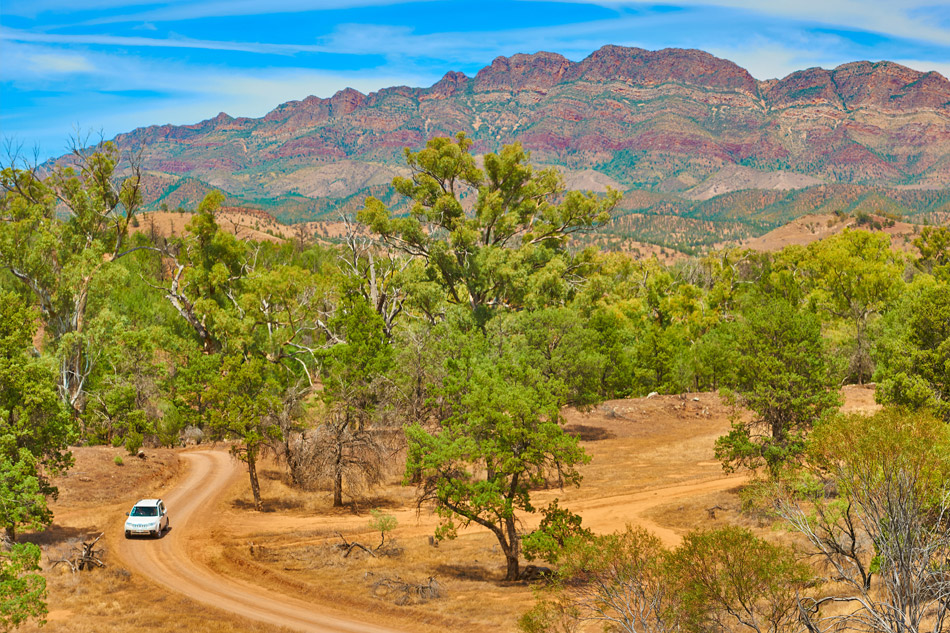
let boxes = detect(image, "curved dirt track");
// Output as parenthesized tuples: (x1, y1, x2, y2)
(115, 450, 405, 633)
(114, 449, 747, 632)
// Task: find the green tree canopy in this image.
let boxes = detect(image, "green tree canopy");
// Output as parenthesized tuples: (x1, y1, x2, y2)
(405, 316, 589, 581)
(801, 230, 904, 383)
(360, 133, 620, 324)
(0, 293, 73, 541)
(0, 141, 142, 415)
(875, 280, 950, 422)
(0, 541, 46, 631)
(715, 296, 840, 476)
(204, 355, 282, 511)
(667, 526, 813, 633)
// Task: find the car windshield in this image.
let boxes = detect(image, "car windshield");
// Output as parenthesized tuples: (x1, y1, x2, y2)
(130, 506, 158, 517)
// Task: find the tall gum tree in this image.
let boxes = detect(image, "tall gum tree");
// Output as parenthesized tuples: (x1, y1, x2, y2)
(359, 133, 620, 325)
(0, 141, 143, 417)
(801, 230, 904, 384)
(715, 296, 840, 477)
(0, 293, 73, 541)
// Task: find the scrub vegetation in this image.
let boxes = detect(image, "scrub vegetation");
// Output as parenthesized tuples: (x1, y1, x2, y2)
(2, 135, 949, 632)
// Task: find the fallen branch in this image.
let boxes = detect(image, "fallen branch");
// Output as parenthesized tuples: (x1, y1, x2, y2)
(336, 532, 376, 558)
(369, 574, 443, 605)
(49, 533, 106, 573)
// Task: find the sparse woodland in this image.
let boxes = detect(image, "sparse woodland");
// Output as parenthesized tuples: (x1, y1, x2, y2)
(2, 134, 949, 632)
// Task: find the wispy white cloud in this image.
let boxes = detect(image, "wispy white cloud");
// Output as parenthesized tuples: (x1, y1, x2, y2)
(572, 1, 950, 47)
(76, 0, 436, 25)
(1, 26, 328, 55)
(5, 0, 950, 161)
(889, 58, 950, 78)
(2, 39, 432, 142)
(2, 0, 409, 19)
(28, 52, 97, 74)
(2, 0, 189, 19)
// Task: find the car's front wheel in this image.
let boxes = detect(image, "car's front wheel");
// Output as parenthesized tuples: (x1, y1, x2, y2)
(125, 531, 131, 539)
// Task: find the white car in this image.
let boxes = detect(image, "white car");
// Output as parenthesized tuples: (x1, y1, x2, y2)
(124, 499, 170, 538)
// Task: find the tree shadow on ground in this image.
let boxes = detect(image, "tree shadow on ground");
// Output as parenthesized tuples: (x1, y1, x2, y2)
(433, 562, 496, 583)
(231, 497, 305, 512)
(564, 424, 615, 441)
(314, 495, 403, 516)
(20, 524, 101, 546)
(259, 469, 284, 481)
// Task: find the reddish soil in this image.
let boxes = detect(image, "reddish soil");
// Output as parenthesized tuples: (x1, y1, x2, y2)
(22, 387, 878, 632)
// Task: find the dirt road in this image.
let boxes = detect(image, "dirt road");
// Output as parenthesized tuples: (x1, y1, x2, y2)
(114, 447, 749, 633)
(115, 450, 405, 633)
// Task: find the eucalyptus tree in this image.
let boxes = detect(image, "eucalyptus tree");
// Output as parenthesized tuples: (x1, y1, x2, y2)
(802, 230, 904, 384)
(715, 296, 840, 477)
(914, 226, 950, 281)
(302, 296, 394, 507)
(875, 279, 950, 422)
(359, 133, 620, 325)
(204, 355, 282, 511)
(149, 191, 334, 384)
(0, 293, 73, 542)
(405, 314, 589, 581)
(0, 141, 143, 415)
(775, 409, 950, 633)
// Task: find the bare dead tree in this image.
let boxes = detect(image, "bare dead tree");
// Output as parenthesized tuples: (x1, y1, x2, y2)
(288, 398, 389, 507)
(773, 411, 950, 633)
(368, 574, 443, 605)
(48, 533, 106, 573)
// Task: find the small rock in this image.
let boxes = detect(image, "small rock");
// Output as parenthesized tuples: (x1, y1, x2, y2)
(137, 450, 146, 460)
(647, 391, 659, 398)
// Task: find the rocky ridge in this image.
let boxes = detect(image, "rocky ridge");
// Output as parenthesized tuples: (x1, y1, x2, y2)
(106, 46, 949, 234)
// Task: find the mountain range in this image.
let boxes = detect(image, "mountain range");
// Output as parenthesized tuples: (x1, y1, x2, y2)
(107, 45, 950, 249)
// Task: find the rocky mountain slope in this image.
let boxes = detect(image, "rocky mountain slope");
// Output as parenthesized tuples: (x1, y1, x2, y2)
(104, 45, 950, 246)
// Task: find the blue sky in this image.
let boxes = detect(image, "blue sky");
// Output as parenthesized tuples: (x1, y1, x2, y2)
(3, 0, 950, 160)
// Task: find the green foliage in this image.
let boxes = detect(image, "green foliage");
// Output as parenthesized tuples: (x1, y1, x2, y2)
(0, 293, 74, 540)
(801, 230, 904, 383)
(368, 509, 397, 549)
(715, 296, 840, 476)
(360, 133, 620, 324)
(522, 499, 592, 565)
(0, 141, 143, 415)
(667, 526, 813, 633)
(809, 408, 950, 507)
(113, 455, 124, 466)
(405, 318, 589, 580)
(0, 542, 46, 631)
(522, 524, 810, 633)
(875, 279, 950, 422)
(205, 355, 283, 511)
(521, 525, 671, 633)
(773, 408, 950, 633)
(913, 225, 950, 281)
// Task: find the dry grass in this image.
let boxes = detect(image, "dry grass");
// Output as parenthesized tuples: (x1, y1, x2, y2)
(22, 562, 296, 633)
(20, 388, 875, 632)
(19, 446, 294, 633)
